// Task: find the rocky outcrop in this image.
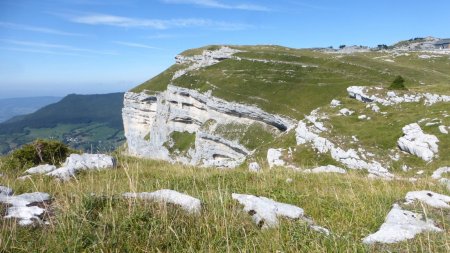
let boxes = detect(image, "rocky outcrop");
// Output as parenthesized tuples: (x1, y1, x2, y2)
(347, 86, 450, 106)
(123, 47, 295, 168)
(397, 123, 439, 161)
(123, 87, 293, 168)
(295, 110, 393, 178)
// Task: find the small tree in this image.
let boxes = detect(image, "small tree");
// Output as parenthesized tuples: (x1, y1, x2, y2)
(389, 75, 407, 90)
(339, 45, 346, 49)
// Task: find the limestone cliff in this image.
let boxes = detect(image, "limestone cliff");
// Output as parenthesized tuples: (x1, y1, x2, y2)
(122, 47, 294, 168)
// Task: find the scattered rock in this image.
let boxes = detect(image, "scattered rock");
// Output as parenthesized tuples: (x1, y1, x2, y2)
(348, 86, 450, 106)
(64, 154, 115, 170)
(431, 167, 450, 180)
(232, 193, 329, 234)
(25, 164, 57, 174)
(397, 123, 439, 161)
(304, 165, 346, 174)
(358, 115, 367, 120)
(0, 192, 51, 226)
(267, 148, 285, 168)
(439, 125, 448, 134)
(248, 162, 261, 172)
(123, 189, 201, 215)
(339, 108, 354, 116)
(330, 99, 341, 107)
(285, 178, 293, 183)
(45, 154, 116, 181)
(0, 185, 13, 196)
(362, 204, 442, 244)
(404, 191, 450, 209)
(416, 170, 424, 175)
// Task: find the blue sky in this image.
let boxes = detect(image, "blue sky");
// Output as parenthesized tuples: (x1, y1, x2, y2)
(0, 0, 449, 98)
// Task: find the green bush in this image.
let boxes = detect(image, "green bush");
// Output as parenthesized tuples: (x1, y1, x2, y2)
(2, 139, 71, 172)
(389, 75, 407, 90)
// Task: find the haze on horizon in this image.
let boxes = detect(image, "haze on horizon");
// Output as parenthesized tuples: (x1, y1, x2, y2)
(0, 0, 449, 99)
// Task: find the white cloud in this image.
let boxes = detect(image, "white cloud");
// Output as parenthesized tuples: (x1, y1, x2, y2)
(68, 14, 252, 30)
(0, 22, 85, 36)
(113, 41, 161, 49)
(0, 39, 117, 55)
(161, 0, 270, 11)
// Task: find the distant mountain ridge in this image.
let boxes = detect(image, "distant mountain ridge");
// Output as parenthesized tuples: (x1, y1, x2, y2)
(0, 93, 125, 154)
(0, 96, 61, 123)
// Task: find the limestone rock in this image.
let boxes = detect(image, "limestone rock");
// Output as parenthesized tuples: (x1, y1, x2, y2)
(339, 108, 354, 116)
(347, 86, 450, 106)
(0, 185, 13, 196)
(397, 123, 439, 161)
(305, 165, 346, 174)
(330, 99, 341, 107)
(248, 162, 261, 172)
(123, 189, 201, 215)
(25, 164, 57, 174)
(431, 167, 450, 180)
(295, 111, 393, 178)
(267, 148, 285, 168)
(232, 193, 329, 234)
(63, 154, 115, 170)
(362, 204, 441, 244)
(404, 191, 450, 209)
(123, 84, 294, 169)
(439, 125, 448, 134)
(0, 192, 51, 226)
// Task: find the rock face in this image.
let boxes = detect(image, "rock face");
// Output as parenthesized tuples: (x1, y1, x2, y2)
(123, 189, 201, 215)
(397, 123, 439, 161)
(122, 48, 294, 168)
(362, 204, 441, 244)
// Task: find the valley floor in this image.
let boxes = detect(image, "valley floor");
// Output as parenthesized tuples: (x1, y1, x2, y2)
(1, 156, 450, 252)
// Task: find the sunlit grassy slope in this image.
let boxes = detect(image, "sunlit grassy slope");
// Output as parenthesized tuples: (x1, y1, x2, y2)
(133, 45, 450, 119)
(1, 157, 450, 252)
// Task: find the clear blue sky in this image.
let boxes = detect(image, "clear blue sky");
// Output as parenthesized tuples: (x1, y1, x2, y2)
(1, 0, 449, 98)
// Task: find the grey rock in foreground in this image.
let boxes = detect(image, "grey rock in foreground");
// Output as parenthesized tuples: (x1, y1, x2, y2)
(0, 185, 14, 196)
(123, 189, 201, 215)
(362, 204, 441, 244)
(0, 191, 51, 226)
(363, 190, 450, 244)
(232, 193, 329, 234)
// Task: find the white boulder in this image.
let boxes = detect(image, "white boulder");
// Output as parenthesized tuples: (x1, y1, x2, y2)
(64, 154, 115, 170)
(0, 185, 13, 196)
(431, 167, 450, 180)
(339, 108, 354, 116)
(362, 204, 441, 244)
(0, 192, 51, 226)
(25, 164, 57, 174)
(232, 193, 329, 234)
(397, 123, 439, 161)
(404, 191, 450, 209)
(330, 99, 341, 107)
(439, 125, 448, 134)
(123, 189, 201, 215)
(248, 162, 261, 172)
(267, 148, 285, 168)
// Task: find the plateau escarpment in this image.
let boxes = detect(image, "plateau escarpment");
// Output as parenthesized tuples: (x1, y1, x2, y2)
(123, 44, 450, 175)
